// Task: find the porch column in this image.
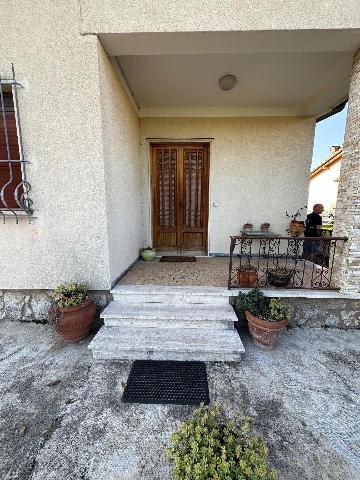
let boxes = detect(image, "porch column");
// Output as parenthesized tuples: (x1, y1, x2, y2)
(333, 48, 360, 293)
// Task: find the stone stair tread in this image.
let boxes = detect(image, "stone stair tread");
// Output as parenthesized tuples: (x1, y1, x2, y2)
(111, 284, 231, 297)
(89, 326, 245, 357)
(101, 301, 237, 322)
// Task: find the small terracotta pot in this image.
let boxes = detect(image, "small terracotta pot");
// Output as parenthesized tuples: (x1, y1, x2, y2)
(55, 297, 96, 342)
(245, 310, 287, 350)
(289, 220, 304, 237)
(237, 269, 258, 287)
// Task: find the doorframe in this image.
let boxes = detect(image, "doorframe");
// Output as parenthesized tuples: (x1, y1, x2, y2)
(146, 138, 213, 255)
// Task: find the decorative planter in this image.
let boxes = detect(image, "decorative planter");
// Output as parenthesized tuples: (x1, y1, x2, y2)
(140, 249, 156, 261)
(55, 297, 96, 342)
(245, 310, 288, 350)
(261, 223, 270, 233)
(289, 220, 304, 237)
(237, 269, 258, 287)
(243, 224, 253, 234)
(267, 270, 293, 288)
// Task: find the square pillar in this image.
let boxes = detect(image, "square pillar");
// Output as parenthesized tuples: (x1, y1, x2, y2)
(333, 48, 360, 293)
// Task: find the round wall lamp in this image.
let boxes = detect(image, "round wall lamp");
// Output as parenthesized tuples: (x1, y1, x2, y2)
(218, 74, 237, 91)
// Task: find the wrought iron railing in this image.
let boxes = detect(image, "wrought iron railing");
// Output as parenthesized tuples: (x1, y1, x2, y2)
(0, 64, 33, 223)
(228, 235, 347, 290)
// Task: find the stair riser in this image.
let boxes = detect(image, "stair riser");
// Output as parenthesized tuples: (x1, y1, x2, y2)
(103, 318, 234, 329)
(111, 294, 230, 305)
(92, 349, 243, 362)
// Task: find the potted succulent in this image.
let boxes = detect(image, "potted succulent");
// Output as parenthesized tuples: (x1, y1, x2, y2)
(140, 246, 156, 261)
(261, 222, 271, 233)
(242, 221, 253, 234)
(234, 288, 292, 350)
(266, 266, 294, 287)
(286, 206, 307, 236)
(237, 259, 258, 287)
(51, 282, 96, 342)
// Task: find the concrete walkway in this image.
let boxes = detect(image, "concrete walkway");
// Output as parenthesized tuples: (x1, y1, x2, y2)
(1, 319, 359, 480)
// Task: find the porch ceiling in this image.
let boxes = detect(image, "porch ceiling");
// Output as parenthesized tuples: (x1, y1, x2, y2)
(100, 30, 360, 117)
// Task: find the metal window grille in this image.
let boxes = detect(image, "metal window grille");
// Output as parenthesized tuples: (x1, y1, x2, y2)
(0, 64, 33, 223)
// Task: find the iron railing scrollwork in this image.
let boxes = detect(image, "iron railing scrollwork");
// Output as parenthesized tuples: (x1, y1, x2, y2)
(0, 64, 33, 223)
(228, 235, 348, 290)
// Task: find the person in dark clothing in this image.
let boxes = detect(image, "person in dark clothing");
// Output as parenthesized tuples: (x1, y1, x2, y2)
(304, 203, 324, 260)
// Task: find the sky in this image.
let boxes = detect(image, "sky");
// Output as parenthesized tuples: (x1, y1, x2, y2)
(311, 104, 348, 170)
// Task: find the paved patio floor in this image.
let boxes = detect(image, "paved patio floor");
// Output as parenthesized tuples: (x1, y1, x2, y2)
(1, 319, 359, 480)
(120, 257, 334, 289)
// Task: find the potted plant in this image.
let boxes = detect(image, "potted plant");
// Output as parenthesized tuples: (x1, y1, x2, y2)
(261, 222, 271, 233)
(266, 266, 294, 287)
(51, 282, 96, 342)
(234, 289, 292, 350)
(242, 221, 253, 234)
(140, 246, 156, 261)
(237, 259, 258, 287)
(286, 206, 307, 236)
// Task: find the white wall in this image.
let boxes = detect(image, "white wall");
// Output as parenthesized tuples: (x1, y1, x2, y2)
(0, 1, 112, 290)
(140, 117, 315, 253)
(308, 161, 341, 215)
(97, 44, 144, 284)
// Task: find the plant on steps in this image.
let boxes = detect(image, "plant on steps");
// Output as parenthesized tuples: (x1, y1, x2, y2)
(233, 289, 292, 350)
(51, 281, 96, 342)
(167, 403, 278, 480)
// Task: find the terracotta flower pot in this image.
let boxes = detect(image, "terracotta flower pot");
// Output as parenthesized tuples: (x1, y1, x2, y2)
(237, 269, 258, 287)
(55, 297, 96, 342)
(245, 310, 288, 350)
(289, 220, 304, 237)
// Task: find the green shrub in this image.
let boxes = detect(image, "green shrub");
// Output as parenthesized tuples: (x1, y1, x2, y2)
(167, 403, 278, 480)
(53, 282, 88, 308)
(269, 298, 292, 323)
(234, 289, 292, 323)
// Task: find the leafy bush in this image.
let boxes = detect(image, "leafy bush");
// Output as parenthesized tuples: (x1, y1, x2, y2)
(234, 289, 292, 323)
(234, 289, 270, 320)
(53, 282, 88, 308)
(167, 403, 278, 480)
(269, 298, 292, 323)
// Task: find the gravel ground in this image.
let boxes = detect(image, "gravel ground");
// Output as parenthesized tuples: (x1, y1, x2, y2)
(1, 319, 359, 480)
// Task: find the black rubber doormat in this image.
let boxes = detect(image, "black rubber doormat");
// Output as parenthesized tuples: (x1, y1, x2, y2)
(160, 256, 196, 262)
(122, 360, 210, 405)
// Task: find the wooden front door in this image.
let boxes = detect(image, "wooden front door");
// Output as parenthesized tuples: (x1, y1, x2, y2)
(151, 143, 209, 252)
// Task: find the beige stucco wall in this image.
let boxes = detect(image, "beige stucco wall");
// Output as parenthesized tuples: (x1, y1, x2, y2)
(308, 161, 341, 215)
(140, 117, 315, 253)
(80, 0, 360, 33)
(0, 1, 111, 289)
(97, 44, 143, 284)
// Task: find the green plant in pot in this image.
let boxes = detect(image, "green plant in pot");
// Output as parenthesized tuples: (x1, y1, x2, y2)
(234, 288, 292, 350)
(51, 282, 96, 342)
(167, 403, 278, 480)
(237, 258, 258, 287)
(266, 266, 294, 287)
(140, 246, 156, 261)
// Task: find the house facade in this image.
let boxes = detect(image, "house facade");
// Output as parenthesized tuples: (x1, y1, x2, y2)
(1, 1, 360, 321)
(308, 146, 342, 221)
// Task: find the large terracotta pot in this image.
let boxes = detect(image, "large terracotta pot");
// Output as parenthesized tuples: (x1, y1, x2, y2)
(55, 297, 96, 342)
(237, 269, 258, 287)
(245, 310, 287, 350)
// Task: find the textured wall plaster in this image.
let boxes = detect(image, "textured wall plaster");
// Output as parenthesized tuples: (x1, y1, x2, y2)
(97, 44, 144, 285)
(0, 1, 111, 289)
(140, 117, 316, 253)
(80, 0, 360, 33)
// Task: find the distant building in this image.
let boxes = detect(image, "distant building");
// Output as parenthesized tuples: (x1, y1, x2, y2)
(308, 146, 342, 222)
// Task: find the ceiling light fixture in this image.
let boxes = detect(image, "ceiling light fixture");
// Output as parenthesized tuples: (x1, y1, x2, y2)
(219, 74, 237, 91)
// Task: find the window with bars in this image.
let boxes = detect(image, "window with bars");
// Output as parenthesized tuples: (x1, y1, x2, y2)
(0, 65, 33, 222)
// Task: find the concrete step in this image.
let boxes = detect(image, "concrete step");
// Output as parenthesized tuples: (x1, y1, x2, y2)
(111, 285, 231, 305)
(101, 302, 236, 329)
(89, 326, 244, 362)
